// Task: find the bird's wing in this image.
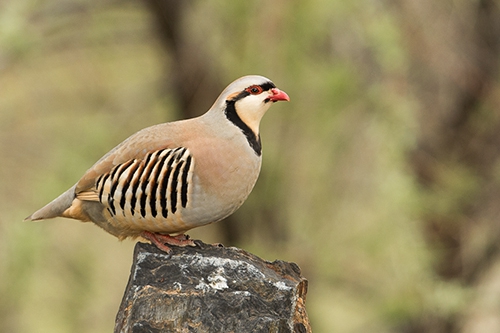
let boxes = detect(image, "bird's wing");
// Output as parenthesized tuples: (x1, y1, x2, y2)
(75, 124, 177, 195)
(84, 147, 193, 223)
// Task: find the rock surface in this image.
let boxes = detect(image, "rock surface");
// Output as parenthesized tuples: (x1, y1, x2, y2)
(115, 241, 310, 333)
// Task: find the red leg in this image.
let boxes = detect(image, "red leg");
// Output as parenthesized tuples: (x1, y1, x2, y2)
(140, 231, 195, 254)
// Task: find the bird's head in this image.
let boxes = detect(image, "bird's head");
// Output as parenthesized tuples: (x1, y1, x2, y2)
(213, 75, 289, 138)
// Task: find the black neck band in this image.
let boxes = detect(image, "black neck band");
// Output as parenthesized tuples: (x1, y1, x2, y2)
(224, 100, 262, 156)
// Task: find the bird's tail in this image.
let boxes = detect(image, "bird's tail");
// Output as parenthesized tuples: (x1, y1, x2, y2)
(25, 184, 76, 221)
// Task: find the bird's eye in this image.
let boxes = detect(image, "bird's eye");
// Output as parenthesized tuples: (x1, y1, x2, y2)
(246, 85, 263, 95)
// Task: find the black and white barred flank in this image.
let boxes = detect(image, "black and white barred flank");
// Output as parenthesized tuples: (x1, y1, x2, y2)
(95, 147, 193, 220)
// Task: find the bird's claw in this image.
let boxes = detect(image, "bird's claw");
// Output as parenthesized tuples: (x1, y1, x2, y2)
(141, 231, 196, 254)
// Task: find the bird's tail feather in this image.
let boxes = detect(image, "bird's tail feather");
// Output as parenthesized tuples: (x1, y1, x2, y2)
(25, 184, 76, 221)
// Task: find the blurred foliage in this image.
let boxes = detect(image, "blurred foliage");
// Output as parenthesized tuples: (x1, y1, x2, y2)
(1, 0, 500, 332)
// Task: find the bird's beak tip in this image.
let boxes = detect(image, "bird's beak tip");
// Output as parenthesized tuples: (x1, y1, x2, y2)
(269, 88, 290, 102)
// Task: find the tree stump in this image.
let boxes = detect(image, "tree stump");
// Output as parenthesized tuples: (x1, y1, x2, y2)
(115, 241, 311, 333)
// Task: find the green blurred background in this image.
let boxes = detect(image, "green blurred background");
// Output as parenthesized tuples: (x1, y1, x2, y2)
(1, 0, 500, 332)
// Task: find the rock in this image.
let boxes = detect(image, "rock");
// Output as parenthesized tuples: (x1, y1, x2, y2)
(115, 241, 311, 333)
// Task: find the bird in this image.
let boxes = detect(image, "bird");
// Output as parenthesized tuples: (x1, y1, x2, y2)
(26, 75, 289, 253)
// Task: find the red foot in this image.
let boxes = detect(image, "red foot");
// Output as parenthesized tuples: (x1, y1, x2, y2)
(140, 231, 196, 254)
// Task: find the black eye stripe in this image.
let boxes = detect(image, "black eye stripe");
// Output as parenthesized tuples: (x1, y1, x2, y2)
(258, 82, 275, 92)
(228, 81, 276, 102)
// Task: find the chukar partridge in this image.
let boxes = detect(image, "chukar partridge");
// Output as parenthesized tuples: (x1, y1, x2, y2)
(26, 75, 289, 253)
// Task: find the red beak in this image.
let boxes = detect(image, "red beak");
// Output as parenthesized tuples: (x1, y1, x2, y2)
(268, 88, 290, 102)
